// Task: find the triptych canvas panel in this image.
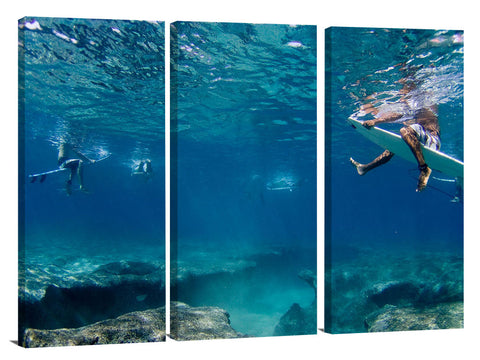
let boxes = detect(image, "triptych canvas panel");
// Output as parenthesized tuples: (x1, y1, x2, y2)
(325, 27, 464, 333)
(18, 18, 463, 347)
(170, 21, 317, 339)
(19, 18, 166, 346)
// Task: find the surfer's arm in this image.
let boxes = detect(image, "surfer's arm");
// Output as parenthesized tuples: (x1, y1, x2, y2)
(363, 112, 403, 129)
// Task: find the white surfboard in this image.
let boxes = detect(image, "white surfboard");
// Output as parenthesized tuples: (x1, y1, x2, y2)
(28, 154, 111, 183)
(347, 117, 463, 179)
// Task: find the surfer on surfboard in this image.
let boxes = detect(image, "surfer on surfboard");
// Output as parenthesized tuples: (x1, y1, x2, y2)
(131, 159, 154, 181)
(29, 143, 111, 195)
(57, 143, 97, 195)
(350, 74, 441, 192)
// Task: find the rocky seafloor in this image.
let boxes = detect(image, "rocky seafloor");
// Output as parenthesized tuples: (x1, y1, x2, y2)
(23, 302, 248, 347)
(326, 247, 463, 333)
(171, 245, 317, 337)
(19, 244, 317, 347)
(20, 242, 461, 345)
(19, 246, 166, 341)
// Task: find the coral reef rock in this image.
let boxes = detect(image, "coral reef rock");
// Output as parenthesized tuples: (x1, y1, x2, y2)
(170, 302, 246, 340)
(19, 260, 165, 333)
(23, 302, 246, 346)
(365, 302, 463, 332)
(273, 302, 317, 336)
(23, 307, 166, 347)
(273, 268, 317, 336)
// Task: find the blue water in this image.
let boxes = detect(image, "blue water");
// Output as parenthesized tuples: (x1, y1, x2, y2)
(325, 27, 464, 333)
(171, 22, 317, 336)
(19, 17, 165, 332)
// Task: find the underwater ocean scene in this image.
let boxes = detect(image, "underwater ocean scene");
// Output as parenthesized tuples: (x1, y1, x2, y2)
(171, 22, 317, 338)
(18, 18, 166, 346)
(325, 27, 464, 333)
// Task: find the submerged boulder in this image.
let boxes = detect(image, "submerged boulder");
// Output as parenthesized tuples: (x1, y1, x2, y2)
(19, 259, 165, 335)
(273, 268, 317, 336)
(365, 302, 463, 332)
(23, 307, 166, 347)
(23, 302, 245, 346)
(273, 302, 317, 336)
(170, 302, 246, 340)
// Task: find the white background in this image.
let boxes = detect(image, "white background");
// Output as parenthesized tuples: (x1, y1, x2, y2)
(1, 1, 478, 359)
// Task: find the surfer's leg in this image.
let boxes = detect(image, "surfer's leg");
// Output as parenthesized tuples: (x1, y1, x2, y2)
(76, 160, 87, 191)
(62, 160, 79, 195)
(350, 150, 394, 175)
(67, 169, 73, 183)
(415, 165, 432, 192)
(65, 169, 74, 195)
(400, 126, 431, 192)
